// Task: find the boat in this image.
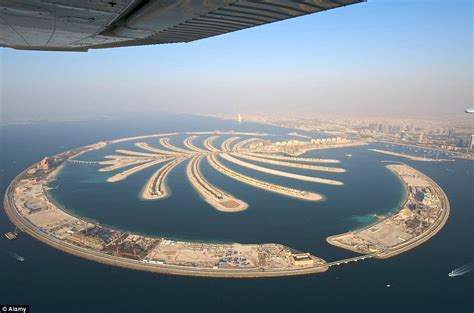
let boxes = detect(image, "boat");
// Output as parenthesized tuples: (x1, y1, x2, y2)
(345, 154, 352, 158)
(15, 255, 25, 262)
(448, 262, 474, 277)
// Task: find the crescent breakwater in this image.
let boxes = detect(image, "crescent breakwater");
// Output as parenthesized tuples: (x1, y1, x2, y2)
(3, 146, 328, 277)
(3, 131, 450, 277)
(327, 163, 450, 259)
(368, 149, 455, 162)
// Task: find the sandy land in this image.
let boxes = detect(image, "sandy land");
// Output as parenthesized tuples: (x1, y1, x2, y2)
(115, 149, 161, 157)
(207, 154, 323, 201)
(327, 163, 450, 259)
(135, 142, 178, 155)
(107, 159, 172, 182)
(221, 137, 240, 151)
(99, 158, 152, 172)
(187, 155, 248, 212)
(233, 138, 265, 151)
(241, 152, 340, 164)
(160, 138, 194, 154)
(203, 136, 220, 152)
(232, 152, 345, 173)
(369, 149, 454, 162)
(220, 153, 343, 186)
(183, 136, 207, 153)
(141, 159, 183, 200)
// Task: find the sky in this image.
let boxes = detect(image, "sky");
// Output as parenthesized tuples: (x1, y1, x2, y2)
(1, 0, 472, 122)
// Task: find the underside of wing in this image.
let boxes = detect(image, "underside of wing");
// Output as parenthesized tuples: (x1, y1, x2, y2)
(0, 0, 363, 52)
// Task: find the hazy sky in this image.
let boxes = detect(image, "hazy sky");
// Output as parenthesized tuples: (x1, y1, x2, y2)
(1, 0, 472, 122)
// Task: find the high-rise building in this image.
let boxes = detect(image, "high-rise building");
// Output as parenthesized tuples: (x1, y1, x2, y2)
(469, 134, 474, 150)
(448, 128, 455, 140)
(37, 157, 52, 170)
(418, 132, 425, 144)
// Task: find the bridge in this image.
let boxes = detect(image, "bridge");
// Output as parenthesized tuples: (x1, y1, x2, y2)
(67, 159, 101, 165)
(326, 254, 375, 267)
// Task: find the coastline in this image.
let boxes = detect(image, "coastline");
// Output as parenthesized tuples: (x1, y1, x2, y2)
(4, 142, 329, 278)
(327, 163, 450, 259)
(4, 132, 451, 278)
(369, 148, 455, 162)
(186, 155, 248, 213)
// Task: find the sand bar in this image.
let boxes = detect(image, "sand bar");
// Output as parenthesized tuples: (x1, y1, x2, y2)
(369, 149, 454, 162)
(187, 155, 248, 212)
(221, 137, 240, 152)
(107, 158, 173, 182)
(220, 153, 343, 186)
(116, 149, 162, 157)
(141, 159, 183, 200)
(160, 138, 194, 154)
(203, 136, 220, 152)
(183, 136, 207, 153)
(99, 158, 152, 172)
(207, 153, 323, 201)
(231, 152, 345, 173)
(240, 152, 340, 164)
(135, 142, 178, 155)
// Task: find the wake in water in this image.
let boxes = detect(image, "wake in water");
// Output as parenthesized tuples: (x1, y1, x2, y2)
(0, 248, 25, 262)
(449, 262, 474, 277)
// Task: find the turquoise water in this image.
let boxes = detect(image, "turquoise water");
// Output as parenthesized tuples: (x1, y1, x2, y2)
(47, 134, 404, 257)
(1, 114, 472, 313)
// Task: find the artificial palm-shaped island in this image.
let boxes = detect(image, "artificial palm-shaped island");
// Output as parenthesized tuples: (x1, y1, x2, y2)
(100, 133, 346, 212)
(4, 131, 449, 277)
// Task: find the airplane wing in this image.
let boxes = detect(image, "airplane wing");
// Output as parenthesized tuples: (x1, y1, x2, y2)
(0, 0, 363, 52)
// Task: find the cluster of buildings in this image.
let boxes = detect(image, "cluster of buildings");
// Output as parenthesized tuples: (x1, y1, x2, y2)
(363, 123, 473, 153)
(270, 137, 349, 147)
(248, 136, 362, 156)
(142, 240, 323, 270)
(13, 177, 160, 259)
(231, 114, 473, 158)
(216, 255, 251, 267)
(9, 152, 327, 275)
(26, 157, 57, 175)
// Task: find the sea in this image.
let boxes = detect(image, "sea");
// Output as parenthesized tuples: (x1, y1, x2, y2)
(0, 113, 472, 313)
